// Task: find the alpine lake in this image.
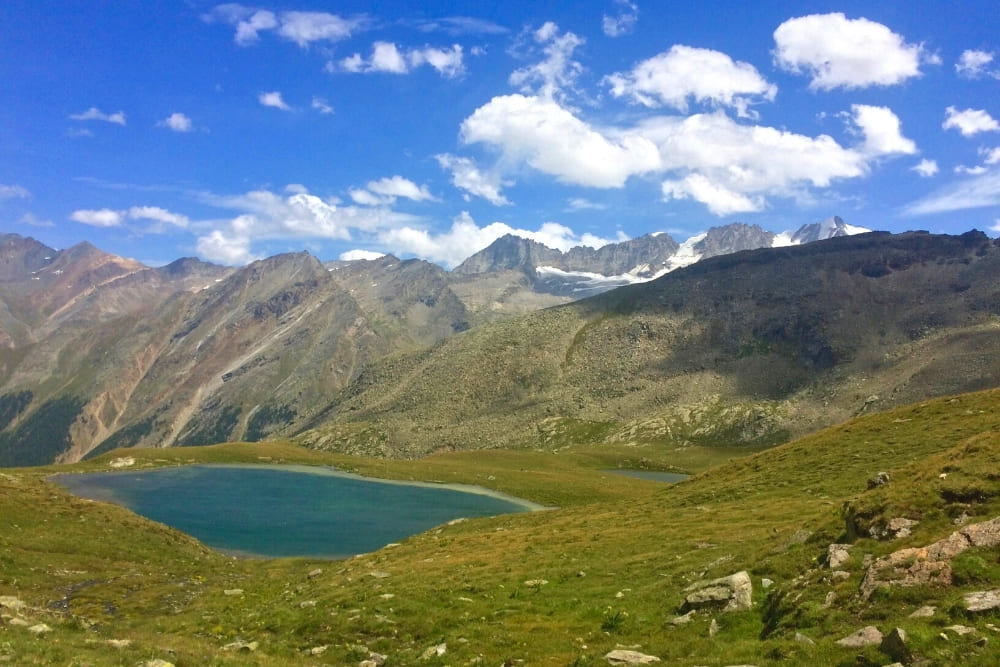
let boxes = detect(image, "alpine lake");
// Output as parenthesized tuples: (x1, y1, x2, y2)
(52, 464, 547, 559)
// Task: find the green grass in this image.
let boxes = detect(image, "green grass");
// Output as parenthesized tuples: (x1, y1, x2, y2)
(2, 389, 1000, 664)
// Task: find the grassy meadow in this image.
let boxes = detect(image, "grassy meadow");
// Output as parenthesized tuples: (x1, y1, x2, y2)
(2, 389, 1000, 665)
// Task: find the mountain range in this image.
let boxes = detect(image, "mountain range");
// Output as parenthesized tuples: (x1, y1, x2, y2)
(2, 217, 997, 466)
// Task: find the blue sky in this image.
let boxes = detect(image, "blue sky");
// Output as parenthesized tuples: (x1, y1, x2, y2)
(2, 1, 999, 267)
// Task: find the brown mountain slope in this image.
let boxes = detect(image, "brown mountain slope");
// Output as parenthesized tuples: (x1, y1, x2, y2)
(297, 230, 1000, 457)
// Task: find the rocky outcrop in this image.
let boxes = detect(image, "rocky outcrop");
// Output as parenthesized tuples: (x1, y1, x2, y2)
(680, 571, 752, 613)
(605, 649, 662, 664)
(860, 516, 1000, 599)
(964, 589, 1000, 613)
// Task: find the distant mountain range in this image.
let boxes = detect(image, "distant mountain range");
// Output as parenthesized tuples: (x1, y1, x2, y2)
(6, 217, 997, 467)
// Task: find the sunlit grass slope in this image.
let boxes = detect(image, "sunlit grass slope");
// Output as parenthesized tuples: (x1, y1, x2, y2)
(2, 389, 999, 664)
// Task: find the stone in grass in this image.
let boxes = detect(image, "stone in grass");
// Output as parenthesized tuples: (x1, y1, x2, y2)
(27, 623, 52, 635)
(0, 596, 25, 612)
(222, 639, 258, 652)
(140, 661, 175, 667)
(681, 571, 752, 613)
(879, 627, 910, 663)
(909, 605, 936, 618)
(604, 649, 661, 665)
(835, 626, 883, 648)
(794, 632, 815, 645)
(420, 643, 446, 660)
(965, 589, 1000, 613)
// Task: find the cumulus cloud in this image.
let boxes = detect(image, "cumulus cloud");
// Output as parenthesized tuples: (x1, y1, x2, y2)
(71, 208, 125, 227)
(605, 44, 776, 117)
(339, 249, 386, 261)
(435, 154, 512, 206)
(912, 159, 939, 177)
(193, 186, 421, 264)
(205, 5, 364, 47)
(159, 112, 193, 132)
(956, 49, 998, 78)
(566, 197, 607, 211)
(461, 94, 660, 188)
(943, 106, 1000, 137)
(337, 42, 463, 77)
(0, 184, 30, 200)
(602, 0, 638, 37)
(259, 91, 291, 110)
(982, 147, 1000, 165)
(662, 174, 765, 215)
(773, 13, 926, 90)
(903, 169, 1000, 216)
(349, 176, 436, 206)
(509, 23, 585, 102)
(850, 104, 917, 156)
(69, 107, 127, 125)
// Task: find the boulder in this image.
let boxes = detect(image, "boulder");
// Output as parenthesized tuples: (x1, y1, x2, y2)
(681, 571, 752, 613)
(836, 626, 883, 648)
(965, 589, 1000, 613)
(867, 472, 890, 489)
(605, 649, 661, 665)
(827, 544, 852, 569)
(869, 517, 919, 540)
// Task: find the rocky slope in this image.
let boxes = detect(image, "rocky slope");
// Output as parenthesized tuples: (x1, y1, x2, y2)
(299, 230, 1000, 458)
(0, 221, 990, 466)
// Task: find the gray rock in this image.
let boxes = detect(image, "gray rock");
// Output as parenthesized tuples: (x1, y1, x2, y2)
(827, 544, 852, 569)
(867, 472, 890, 489)
(139, 661, 175, 667)
(27, 623, 52, 635)
(761, 578, 773, 590)
(420, 643, 446, 660)
(870, 517, 919, 540)
(605, 649, 661, 665)
(909, 605, 936, 618)
(0, 596, 25, 612)
(307, 568, 323, 579)
(222, 639, 258, 652)
(709, 618, 719, 636)
(668, 610, 696, 625)
(879, 627, 909, 662)
(964, 589, 1000, 613)
(835, 626, 883, 648)
(944, 624, 977, 635)
(681, 571, 752, 613)
(794, 632, 815, 645)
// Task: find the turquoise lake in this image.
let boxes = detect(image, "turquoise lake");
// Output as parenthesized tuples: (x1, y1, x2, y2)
(53, 464, 539, 559)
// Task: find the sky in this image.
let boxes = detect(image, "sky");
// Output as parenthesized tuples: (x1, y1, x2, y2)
(2, 1, 999, 268)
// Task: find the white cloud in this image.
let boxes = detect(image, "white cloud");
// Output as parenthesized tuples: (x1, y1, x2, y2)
(377, 211, 624, 268)
(69, 107, 127, 125)
(662, 173, 765, 215)
(339, 42, 464, 77)
(70, 208, 124, 227)
(411, 17, 508, 36)
(370, 41, 408, 73)
(349, 176, 436, 205)
(509, 23, 585, 102)
(205, 5, 363, 47)
(197, 227, 258, 264)
(566, 197, 607, 211)
(194, 186, 422, 264)
(259, 91, 291, 110)
(339, 249, 386, 261)
(943, 106, 1000, 137)
(773, 13, 926, 90)
(850, 104, 917, 156)
(0, 184, 30, 199)
(19, 213, 53, 228)
(955, 165, 988, 175)
(956, 49, 997, 78)
(602, 0, 638, 37)
(435, 154, 512, 206)
(277, 10, 360, 47)
(409, 44, 465, 78)
(159, 112, 193, 132)
(605, 44, 776, 117)
(128, 205, 189, 228)
(461, 94, 660, 188)
(982, 147, 1000, 165)
(912, 159, 939, 177)
(903, 169, 1000, 215)
(311, 97, 333, 114)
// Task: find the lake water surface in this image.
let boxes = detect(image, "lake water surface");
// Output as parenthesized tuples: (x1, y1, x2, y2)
(53, 464, 540, 559)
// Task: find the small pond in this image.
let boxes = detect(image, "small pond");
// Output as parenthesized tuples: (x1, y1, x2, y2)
(603, 469, 690, 483)
(53, 464, 541, 559)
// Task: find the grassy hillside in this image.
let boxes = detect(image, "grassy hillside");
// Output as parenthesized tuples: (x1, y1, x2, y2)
(2, 388, 1000, 664)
